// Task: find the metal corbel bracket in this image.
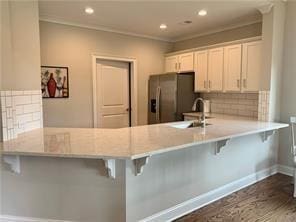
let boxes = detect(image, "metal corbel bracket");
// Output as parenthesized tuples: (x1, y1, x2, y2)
(3, 155, 21, 174)
(261, 130, 275, 142)
(133, 156, 150, 176)
(103, 159, 116, 179)
(215, 139, 230, 155)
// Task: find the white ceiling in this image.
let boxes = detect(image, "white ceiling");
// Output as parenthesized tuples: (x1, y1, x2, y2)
(38, 1, 269, 42)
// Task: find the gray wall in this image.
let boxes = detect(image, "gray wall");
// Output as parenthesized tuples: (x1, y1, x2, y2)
(172, 22, 262, 52)
(279, 2, 296, 167)
(40, 21, 172, 127)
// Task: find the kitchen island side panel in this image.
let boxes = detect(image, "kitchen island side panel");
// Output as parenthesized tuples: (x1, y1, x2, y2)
(1, 157, 126, 222)
(125, 133, 279, 222)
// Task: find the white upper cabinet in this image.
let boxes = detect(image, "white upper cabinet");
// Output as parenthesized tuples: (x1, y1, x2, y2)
(165, 53, 194, 73)
(224, 44, 242, 92)
(165, 55, 178, 73)
(178, 52, 194, 72)
(208, 47, 224, 91)
(166, 39, 262, 93)
(242, 41, 262, 92)
(194, 50, 208, 92)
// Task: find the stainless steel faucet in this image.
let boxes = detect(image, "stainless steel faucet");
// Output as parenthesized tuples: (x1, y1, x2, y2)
(192, 98, 206, 128)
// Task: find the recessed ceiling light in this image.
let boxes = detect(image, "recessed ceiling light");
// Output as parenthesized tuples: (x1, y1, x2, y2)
(183, 20, 192, 24)
(198, 9, 207, 16)
(160, 24, 167, 30)
(85, 7, 94, 14)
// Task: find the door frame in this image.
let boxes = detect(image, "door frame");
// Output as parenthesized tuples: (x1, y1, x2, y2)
(92, 54, 138, 127)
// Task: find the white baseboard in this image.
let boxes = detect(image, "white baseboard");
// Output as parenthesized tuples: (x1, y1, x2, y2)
(277, 164, 294, 176)
(0, 215, 73, 222)
(1, 164, 293, 222)
(141, 164, 284, 222)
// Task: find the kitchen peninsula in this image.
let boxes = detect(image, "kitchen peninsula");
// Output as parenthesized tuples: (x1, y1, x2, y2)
(2, 115, 288, 177)
(1, 115, 289, 222)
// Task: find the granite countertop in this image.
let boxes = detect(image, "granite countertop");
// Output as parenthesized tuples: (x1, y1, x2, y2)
(1, 115, 288, 160)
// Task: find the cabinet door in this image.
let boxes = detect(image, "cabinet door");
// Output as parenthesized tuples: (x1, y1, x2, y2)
(224, 44, 242, 92)
(242, 41, 262, 92)
(165, 55, 178, 73)
(208, 47, 224, 91)
(178, 52, 194, 72)
(194, 50, 208, 92)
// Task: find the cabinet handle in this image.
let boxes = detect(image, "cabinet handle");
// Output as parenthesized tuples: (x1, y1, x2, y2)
(204, 80, 207, 89)
(243, 79, 247, 88)
(237, 79, 240, 88)
(209, 80, 211, 89)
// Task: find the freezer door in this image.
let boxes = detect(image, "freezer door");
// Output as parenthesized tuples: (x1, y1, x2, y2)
(148, 75, 159, 124)
(159, 74, 178, 123)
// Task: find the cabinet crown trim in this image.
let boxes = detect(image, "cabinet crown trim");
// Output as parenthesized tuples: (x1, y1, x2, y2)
(166, 36, 262, 57)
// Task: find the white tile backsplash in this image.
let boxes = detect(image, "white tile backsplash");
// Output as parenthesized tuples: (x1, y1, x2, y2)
(0, 90, 43, 141)
(258, 91, 270, 121)
(201, 92, 259, 118)
(200, 91, 270, 120)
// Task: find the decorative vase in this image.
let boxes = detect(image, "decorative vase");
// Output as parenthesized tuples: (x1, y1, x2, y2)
(47, 73, 57, 98)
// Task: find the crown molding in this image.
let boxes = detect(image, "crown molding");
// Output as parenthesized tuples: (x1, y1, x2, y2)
(257, 3, 274, 14)
(173, 19, 262, 42)
(39, 17, 263, 44)
(39, 17, 174, 43)
(166, 36, 262, 56)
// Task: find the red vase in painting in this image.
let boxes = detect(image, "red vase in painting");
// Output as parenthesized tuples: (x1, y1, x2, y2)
(47, 73, 57, 98)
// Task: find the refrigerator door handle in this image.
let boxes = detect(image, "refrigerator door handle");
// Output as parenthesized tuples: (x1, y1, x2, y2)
(156, 86, 161, 123)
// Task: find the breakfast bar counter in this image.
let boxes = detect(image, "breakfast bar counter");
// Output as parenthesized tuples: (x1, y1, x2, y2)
(0, 115, 290, 222)
(1, 114, 288, 177)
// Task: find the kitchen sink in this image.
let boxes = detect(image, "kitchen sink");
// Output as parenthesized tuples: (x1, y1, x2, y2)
(168, 121, 212, 129)
(187, 122, 212, 128)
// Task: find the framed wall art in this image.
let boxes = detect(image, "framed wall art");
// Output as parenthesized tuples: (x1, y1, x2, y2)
(41, 66, 69, 98)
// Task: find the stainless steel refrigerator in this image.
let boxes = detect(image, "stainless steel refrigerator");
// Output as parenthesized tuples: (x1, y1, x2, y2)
(148, 72, 196, 124)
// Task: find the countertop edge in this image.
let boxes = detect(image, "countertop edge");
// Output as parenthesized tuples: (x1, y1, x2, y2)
(1, 123, 288, 160)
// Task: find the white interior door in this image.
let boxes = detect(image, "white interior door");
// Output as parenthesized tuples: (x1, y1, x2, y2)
(96, 60, 130, 128)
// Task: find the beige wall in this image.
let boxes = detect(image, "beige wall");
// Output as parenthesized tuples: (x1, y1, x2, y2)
(172, 22, 262, 52)
(279, 2, 296, 167)
(1, 0, 41, 90)
(40, 21, 172, 127)
(1, 0, 12, 90)
(265, 2, 286, 122)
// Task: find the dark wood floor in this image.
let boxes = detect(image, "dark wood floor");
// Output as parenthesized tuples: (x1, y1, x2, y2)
(175, 174, 296, 222)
